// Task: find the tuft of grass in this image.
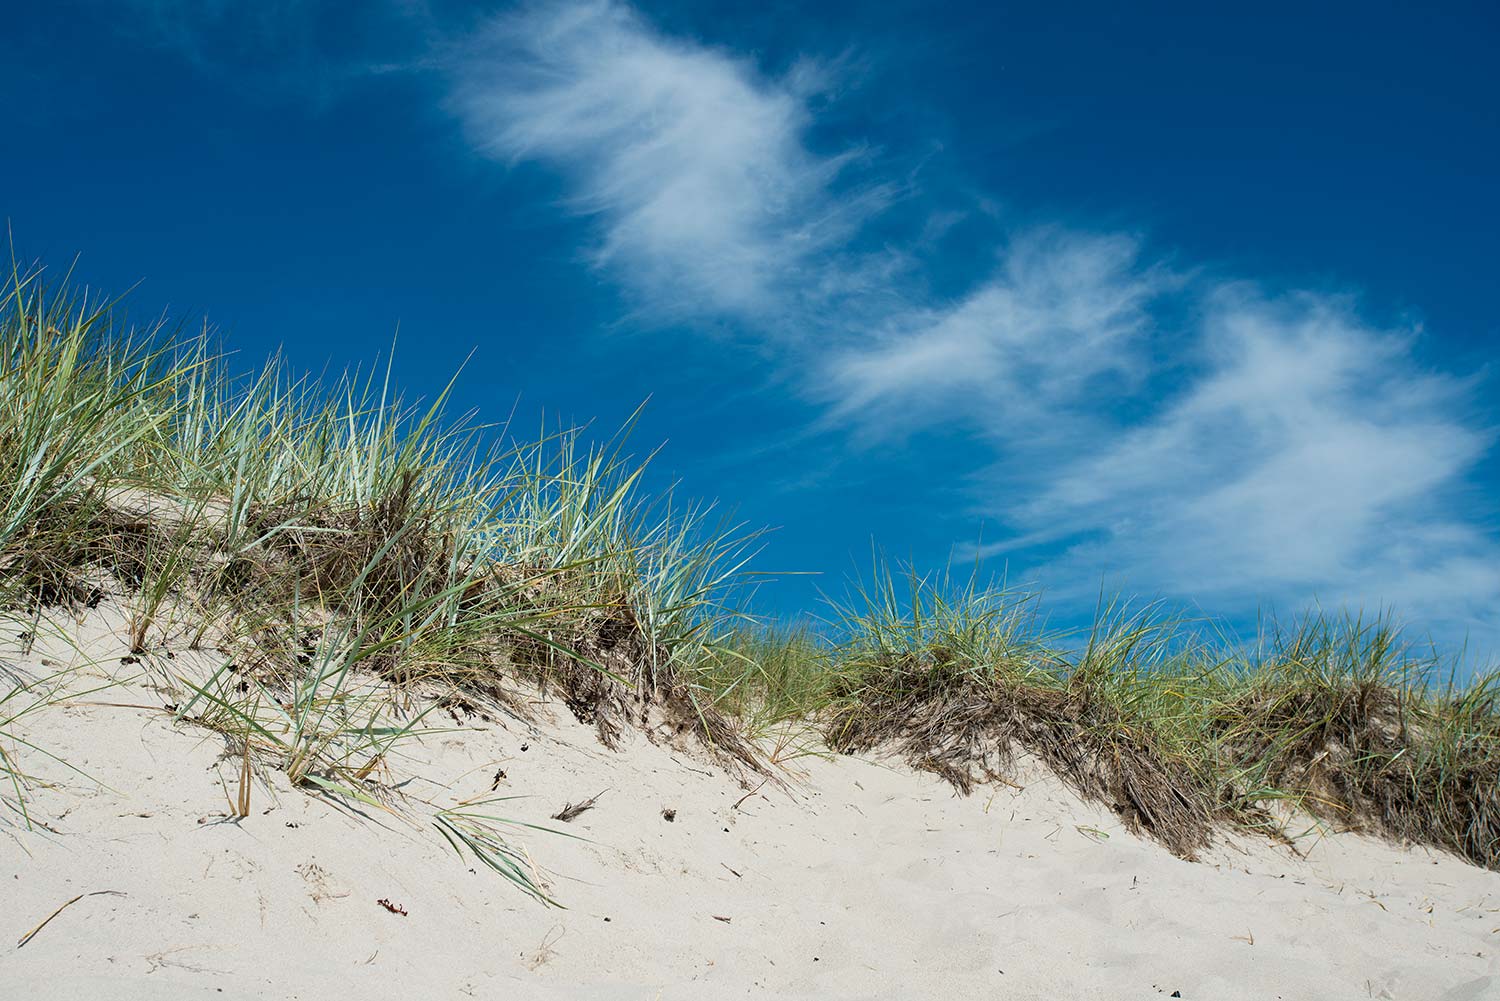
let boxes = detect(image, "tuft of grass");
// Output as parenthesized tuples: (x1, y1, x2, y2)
(0, 264, 766, 894)
(433, 797, 576, 904)
(812, 565, 1499, 867)
(691, 624, 832, 762)
(819, 567, 1214, 857)
(1206, 614, 1500, 867)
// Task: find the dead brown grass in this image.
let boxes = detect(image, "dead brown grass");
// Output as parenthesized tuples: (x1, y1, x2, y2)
(826, 659, 1213, 859)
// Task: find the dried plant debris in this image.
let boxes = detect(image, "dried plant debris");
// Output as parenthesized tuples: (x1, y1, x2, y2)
(827, 663, 1213, 859)
(552, 791, 606, 823)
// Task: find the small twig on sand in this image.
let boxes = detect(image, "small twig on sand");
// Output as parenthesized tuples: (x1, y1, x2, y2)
(17, 891, 126, 948)
(551, 790, 606, 822)
(732, 779, 768, 811)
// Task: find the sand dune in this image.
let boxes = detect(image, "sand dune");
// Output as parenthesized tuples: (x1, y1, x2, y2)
(6, 275, 1498, 1000)
(5, 622, 1497, 1001)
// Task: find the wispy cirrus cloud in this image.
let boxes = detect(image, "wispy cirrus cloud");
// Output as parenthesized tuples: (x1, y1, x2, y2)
(443, 2, 1499, 643)
(994, 291, 1500, 632)
(824, 230, 1173, 437)
(449, 0, 896, 325)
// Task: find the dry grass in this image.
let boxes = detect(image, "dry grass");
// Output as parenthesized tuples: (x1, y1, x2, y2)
(0, 265, 763, 896)
(815, 570, 1499, 868)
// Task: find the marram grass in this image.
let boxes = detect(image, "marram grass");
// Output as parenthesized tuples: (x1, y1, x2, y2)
(2, 264, 1497, 896)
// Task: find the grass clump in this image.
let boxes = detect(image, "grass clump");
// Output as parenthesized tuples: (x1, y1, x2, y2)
(1209, 615, 1500, 867)
(0, 265, 764, 896)
(822, 567, 1215, 858)
(810, 566, 1499, 867)
(0, 266, 762, 761)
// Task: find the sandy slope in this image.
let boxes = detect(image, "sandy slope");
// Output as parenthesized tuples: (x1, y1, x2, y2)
(3, 623, 1498, 1001)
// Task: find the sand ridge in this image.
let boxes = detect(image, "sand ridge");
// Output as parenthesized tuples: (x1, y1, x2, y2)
(3, 623, 1498, 1000)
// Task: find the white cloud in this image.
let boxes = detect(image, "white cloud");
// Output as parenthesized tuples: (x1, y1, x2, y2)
(824, 230, 1171, 437)
(441, 1, 1500, 646)
(449, 0, 891, 323)
(1005, 290, 1500, 636)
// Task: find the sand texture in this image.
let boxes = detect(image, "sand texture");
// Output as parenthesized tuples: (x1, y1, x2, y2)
(3, 617, 1498, 1001)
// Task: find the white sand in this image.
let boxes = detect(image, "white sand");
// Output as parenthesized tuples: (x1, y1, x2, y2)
(4, 618, 1498, 1000)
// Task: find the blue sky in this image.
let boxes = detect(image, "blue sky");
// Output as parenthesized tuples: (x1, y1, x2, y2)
(6, 1, 1498, 652)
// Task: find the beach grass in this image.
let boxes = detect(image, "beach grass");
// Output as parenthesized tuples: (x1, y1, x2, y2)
(2, 262, 1496, 890)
